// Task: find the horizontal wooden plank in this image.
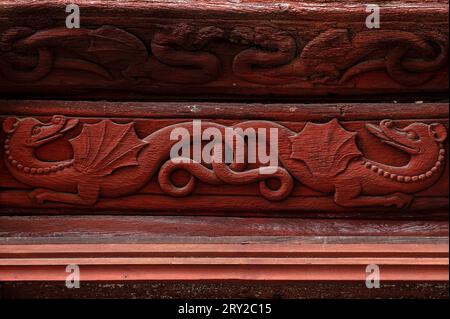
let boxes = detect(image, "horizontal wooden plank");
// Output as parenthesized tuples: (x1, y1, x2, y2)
(1, 102, 447, 217)
(0, 216, 447, 240)
(0, 0, 447, 99)
(0, 241, 447, 281)
(0, 243, 448, 258)
(0, 101, 448, 121)
(1, 257, 447, 266)
(1, 264, 447, 281)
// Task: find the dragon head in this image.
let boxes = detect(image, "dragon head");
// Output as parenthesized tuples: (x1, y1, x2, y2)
(366, 120, 447, 155)
(3, 115, 79, 148)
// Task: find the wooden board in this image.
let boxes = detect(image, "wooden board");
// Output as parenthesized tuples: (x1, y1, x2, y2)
(0, 0, 448, 100)
(0, 240, 448, 281)
(0, 101, 447, 218)
(1, 216, 448, 241)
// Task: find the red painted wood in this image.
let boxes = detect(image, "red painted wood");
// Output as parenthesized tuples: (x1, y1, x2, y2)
(1, 265, 447, 281)
(0, 102, 447, 217)
(0, 242, 447, 281)
(0, 0, 447, 100)
(0, 1, 448, 296)
(1, 243, 448, 258)
(0, 216, 447, 239)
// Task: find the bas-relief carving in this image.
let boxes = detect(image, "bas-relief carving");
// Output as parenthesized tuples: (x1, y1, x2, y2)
(2, 115, 447, 209)
(0, 24, 447, 87)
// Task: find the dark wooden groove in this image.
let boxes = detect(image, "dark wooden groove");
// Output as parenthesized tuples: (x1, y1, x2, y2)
(1, 280, 448, 299)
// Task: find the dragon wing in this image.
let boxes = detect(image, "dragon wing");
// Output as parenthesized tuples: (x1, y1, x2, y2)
(301, 29, 353, 60)
(290, 119, 362, 178)
(70, 120, 148, 176)
(87, 26, 149, 69)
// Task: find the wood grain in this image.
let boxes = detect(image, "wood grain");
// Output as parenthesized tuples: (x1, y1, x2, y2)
(0, 216, 447, 241)
(0, 0, 447, 100)
(0, 241, 447, 281)
(0, 1, 448, 295)
(1, 101, 447, 217)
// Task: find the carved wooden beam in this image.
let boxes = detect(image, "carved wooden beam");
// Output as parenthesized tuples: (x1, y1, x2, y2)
(0, 101, 447, 218)
(0, 0, 448, 298)
(0, 0, 448, 99)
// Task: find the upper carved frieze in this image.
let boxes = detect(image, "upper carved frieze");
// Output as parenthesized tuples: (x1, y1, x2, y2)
(0, 24, 447, 88)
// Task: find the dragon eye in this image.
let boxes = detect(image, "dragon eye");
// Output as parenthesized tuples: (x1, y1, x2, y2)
(32, 126, 41, 136)
(406, 131, 419, 140)
(52, 116, 63, 124)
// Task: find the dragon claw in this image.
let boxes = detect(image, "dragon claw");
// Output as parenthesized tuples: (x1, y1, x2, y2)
(388, 193, 414, 209)
(29, 188, 49, 204)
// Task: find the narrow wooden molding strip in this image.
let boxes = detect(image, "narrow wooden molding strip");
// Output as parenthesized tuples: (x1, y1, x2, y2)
(1, 243, 448, 257)
(1, 216, 447, 239)
(1, 101, 449, 121)
(0, 0, 448, 99)
(0, 242, 447, 281)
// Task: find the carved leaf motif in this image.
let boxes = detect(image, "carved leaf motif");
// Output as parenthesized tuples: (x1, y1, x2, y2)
(70, 120, 148, 176)
(290, 119, 362, 178)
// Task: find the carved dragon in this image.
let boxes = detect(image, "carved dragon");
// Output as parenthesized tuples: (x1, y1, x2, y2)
(199, 118, 447, 208)
(1, 24, 447, 87)
(0, 26, 149, 82)
(0, 24, 223, 84)
(232, 27, 448, 86)
(2, 116, 291, 205)
(285, 119, 447, 208)
(3, 116, 447, 208)
(146, 23, 224, 84)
